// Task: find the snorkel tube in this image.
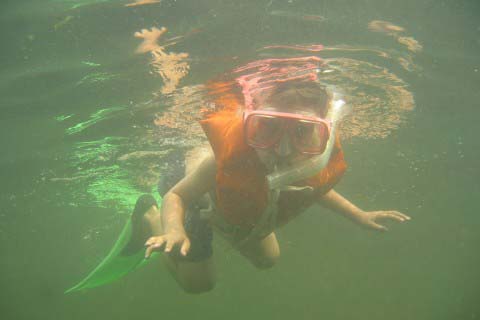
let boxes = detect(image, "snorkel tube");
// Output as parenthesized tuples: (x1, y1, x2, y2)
(267, 96, 347, 190)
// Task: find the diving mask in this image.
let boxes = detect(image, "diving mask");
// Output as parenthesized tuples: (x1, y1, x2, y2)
(264, 97, 347, 190)
(243, 110, 331, 155)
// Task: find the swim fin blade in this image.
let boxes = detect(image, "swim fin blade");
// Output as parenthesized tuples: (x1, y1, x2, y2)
(65, 195, 161, 293)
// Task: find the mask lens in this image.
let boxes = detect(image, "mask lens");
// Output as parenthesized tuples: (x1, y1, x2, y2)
(246, 115, 284, 148)
(292, 120, 329, 154)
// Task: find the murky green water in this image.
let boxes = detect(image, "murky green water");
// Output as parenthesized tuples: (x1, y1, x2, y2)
(1, 0, 479, 319)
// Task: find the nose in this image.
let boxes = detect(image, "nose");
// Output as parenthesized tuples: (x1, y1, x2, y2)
(274, 133, 293, 157)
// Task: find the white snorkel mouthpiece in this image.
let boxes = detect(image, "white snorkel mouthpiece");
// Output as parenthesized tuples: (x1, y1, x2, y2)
(267, 96, 347, 190)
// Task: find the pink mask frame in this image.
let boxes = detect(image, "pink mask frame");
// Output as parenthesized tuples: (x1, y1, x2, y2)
(243, 109, 332, 155)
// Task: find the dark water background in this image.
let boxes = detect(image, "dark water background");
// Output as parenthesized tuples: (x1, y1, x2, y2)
(1, 0, 479, 319)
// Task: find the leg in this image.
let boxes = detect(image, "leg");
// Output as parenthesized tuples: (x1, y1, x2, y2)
(162, 251, 216, 294)
(125, 146, 216, 294)
(147, 204, 216, 294)
(236, 232, 280, 270)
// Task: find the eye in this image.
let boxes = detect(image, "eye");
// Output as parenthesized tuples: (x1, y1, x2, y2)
(295, 122, 314, 138)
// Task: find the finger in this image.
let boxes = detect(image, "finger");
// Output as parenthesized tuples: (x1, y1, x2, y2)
(380, 212, 405, 222)
(145, 239, 168, 258)
(134, 31, 142, 38)
(157, 27, 167, 37)
(145, 245, 154, 259)
(152, 238, 166, 249)
(391, 211, 411, 220)
(164, 240, 174, 253)
(144, 237, 155, 246)
(145, 236, 161, 246)
(141, 29, 148, 34)
(371, 222, 388, 232)
(145, 237, 166, 252)
(384, 211, 411, 221)
(180, 238, 191, 256)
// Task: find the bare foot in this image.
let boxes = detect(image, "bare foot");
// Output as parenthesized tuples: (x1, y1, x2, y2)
(122, 195, 161, 256)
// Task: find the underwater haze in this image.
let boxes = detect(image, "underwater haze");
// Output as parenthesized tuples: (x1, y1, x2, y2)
(1, 0, 479, 319)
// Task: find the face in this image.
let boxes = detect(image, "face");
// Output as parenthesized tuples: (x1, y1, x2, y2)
(253, 103, 323, 171)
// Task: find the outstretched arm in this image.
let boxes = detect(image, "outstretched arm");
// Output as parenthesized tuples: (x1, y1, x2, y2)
(317, 189, 410, 231)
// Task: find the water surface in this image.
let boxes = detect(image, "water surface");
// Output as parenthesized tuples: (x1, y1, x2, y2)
(1, 1, 479, 319)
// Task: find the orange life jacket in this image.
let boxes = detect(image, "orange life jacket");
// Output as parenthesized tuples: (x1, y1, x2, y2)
(200, 96, 347, 229)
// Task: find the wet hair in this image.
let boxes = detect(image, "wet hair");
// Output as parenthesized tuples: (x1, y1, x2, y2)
(264, 81, 332, 118)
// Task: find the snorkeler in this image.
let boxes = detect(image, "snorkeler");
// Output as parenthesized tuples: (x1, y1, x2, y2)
(130, 80, 411, 294)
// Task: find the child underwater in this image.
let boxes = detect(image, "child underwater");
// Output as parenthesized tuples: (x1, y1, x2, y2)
(136, 79, 410, 293)
(66, 62, 410, 294)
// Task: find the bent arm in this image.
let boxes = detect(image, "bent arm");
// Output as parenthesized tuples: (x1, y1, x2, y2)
(161, 154, 217, 234)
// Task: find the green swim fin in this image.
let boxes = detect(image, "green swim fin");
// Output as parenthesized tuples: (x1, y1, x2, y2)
(65, 196, 161, 293)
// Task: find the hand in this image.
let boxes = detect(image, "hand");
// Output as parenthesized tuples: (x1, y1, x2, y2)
(134, 27, 167, 54)
(144, 231, 191, 258)
(357, 210, 411, 231)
